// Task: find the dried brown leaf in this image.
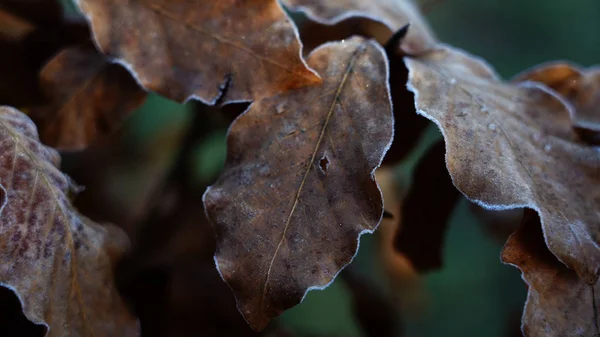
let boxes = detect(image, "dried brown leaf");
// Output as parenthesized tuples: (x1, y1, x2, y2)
(382, 26, 430, 164)
(282, 0, 437, 55)
(502, 210, 600, 337)
(374, 167, 423, 316)
(514, 62, 600, 143)
(404, 45, 600, 284)
(75, 0, 321, 103)
(0, 9, 35, 41)
(29, 45, 147, 151)
(340, 267, 398, 337)
(0, 106, 138, 336)
(0, 5, 89, 108)
(203, 37, 393, 330)
(0, 0, 63, 28)
(394, 140, 460, 272)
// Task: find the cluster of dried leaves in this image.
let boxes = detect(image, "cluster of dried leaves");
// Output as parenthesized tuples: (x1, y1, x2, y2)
(0, 0, 598, 336)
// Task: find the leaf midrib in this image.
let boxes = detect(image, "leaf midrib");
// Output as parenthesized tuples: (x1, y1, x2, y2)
(259, 44, 367, 312)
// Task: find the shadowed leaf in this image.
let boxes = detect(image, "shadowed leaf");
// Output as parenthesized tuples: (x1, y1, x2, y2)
(341, 267, 399, 337)
(382, 26, 430, 164)
(514, 62, 600, 144)
(74, 0, 320, 103)
(0, 8, 35, 41)
(203, 37, 393, 330)
(282, 0, 436, 55)
(374, 167, 423, 316)
(0, 3, 90, 108)
(0, 0, 63, 28)
(394, 140, 460, 272)
(502, 210, 600, 337)
(29, 45, 147, 151)
(404, 45, 600, 284)
(0, 106, 138, 336)
(468, 203, 523, 244)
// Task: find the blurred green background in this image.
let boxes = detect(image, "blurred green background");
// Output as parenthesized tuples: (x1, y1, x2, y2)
(63, 0, 599, 336)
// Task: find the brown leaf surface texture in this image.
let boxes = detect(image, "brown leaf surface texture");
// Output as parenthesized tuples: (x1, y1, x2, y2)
(0, 106, 138, 336)
(404, 45, 600, 284)
(514, 62, 600, 142)
(75, 0, 320, 103)
(203, 37, 393, 330)
(282, 0, 437, 55)
(502, 211, 600, 337)
(30, 45, 147, 151)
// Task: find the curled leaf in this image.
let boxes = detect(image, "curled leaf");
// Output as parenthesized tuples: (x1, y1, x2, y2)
(282, 0, 437, 55)
(514, 62, 600, 144)
(404, 45, 600, 284)
(0, 106, 138, 336)
(75, 0, 320, 103)
(502, 211, 600, 337)
(203, 37, 393, 330)
(29, 45, 147, 151)
(382, 26, 430, 164)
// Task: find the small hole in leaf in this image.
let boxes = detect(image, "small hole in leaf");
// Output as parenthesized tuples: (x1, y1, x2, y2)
(0, 286, 47, 337)
(319, 156, 329, 174)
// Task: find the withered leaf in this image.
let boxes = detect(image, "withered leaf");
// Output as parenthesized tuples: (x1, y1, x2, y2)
(0, 0, 63, 29)
(395, 140, 460, 272)
(514, 62, 600, 144)
(502, 210, 600, 337)
(374, 167, 423, 315)
(0, 4, 90, 108)
(341, 267, 398, 337)
(382, 26, 430, 164)
(203, 37, 393, 330)
(30, 45, 147, 151)
(404, 45, 600, 284)
(282, 0, 437, 55)
(0, 8, 35, 41)
(75, 0, 320, 103)
(0, 106, 138, 336)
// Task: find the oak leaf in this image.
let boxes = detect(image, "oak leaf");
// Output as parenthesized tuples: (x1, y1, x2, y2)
(0, 106, 138, 336)
(29, 45, 147, 151)
(404, 45, 600, 284)
(282, 0, 437, 55)
(203, 37, 393, 330)
(502, 210, 600, 337)
(74, 0, 320, 103)
(514, 62, 600, 144)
